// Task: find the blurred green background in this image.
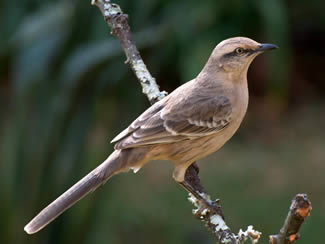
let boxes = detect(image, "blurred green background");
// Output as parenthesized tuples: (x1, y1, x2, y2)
(1, 0, 324, 243)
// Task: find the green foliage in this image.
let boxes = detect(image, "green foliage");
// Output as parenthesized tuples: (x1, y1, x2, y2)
(0, 0, 324, 244)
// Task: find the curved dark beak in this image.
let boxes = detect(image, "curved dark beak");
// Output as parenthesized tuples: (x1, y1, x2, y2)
(256, 43, 278, 52)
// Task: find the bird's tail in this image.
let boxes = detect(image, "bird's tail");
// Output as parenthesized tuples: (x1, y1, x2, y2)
(24, 150, 124, 234)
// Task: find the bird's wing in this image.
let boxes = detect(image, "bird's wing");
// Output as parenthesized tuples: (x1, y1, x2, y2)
(111, 99, 167, 143)
(112, 94, 232, 150)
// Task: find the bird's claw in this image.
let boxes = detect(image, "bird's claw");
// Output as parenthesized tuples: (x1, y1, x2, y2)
(194, 198, 224, 220)
(207, 199, 224, 219)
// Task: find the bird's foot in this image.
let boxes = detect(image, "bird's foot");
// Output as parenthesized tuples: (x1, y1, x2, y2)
(190, 193, 224, 220)
(180, 163, 224, 220)
(201, 199, 224, 219)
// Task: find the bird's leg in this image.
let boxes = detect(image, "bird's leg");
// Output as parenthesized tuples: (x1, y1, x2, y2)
(179, 162, 224, 219)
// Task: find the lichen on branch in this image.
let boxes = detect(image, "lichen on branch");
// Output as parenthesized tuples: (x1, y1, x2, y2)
(92, 0, 167, 104)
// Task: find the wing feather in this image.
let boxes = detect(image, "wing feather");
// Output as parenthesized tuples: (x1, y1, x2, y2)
(112, 91, 232, 150)
(111, 101, 165, 143)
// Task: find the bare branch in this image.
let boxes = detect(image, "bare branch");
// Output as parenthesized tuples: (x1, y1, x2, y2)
(269, 194, 312, 244)
(91, 0, 167, 104)
(185, 165, 261, 244)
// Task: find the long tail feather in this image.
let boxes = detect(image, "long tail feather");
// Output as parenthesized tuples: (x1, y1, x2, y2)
(24, 150, 123, 234)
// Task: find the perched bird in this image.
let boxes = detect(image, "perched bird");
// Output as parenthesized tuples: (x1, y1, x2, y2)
(24, 37, 277, 234)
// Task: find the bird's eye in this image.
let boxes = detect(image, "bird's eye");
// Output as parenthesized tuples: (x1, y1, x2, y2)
(235, 47, 244, 55)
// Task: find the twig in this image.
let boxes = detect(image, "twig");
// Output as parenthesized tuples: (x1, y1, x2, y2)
(186, 164, 261, 244)
(189, 193, 261, 244)
(269, 194, 312, 244)
(91, 0, 167, 104)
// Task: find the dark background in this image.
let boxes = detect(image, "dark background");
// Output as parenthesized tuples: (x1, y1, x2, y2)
(1, 0, 324, 243)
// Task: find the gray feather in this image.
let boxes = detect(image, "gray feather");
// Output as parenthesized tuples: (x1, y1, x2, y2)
(24, 150, 123, 234)
(113, 88, 232, 150)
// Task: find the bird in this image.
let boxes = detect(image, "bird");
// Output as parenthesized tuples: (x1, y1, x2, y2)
(24, 37, 277, 234)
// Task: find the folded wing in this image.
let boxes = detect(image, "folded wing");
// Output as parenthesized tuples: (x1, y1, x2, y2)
(112, 94, 232, 150)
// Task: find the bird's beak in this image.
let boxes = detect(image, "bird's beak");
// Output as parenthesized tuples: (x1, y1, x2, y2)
(256, 43, 278, 52)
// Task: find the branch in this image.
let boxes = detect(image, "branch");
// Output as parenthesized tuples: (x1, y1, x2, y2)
(269, 194, 312, 244)
(189, 193, 261, 244)
(185, 164, 261, 244)
(91, 0, 167, 104)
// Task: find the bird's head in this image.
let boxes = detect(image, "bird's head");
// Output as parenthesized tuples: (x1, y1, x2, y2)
(211, 37, 278, 75)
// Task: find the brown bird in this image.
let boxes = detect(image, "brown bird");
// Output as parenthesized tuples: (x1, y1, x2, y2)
(24, 37, 277, 234)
